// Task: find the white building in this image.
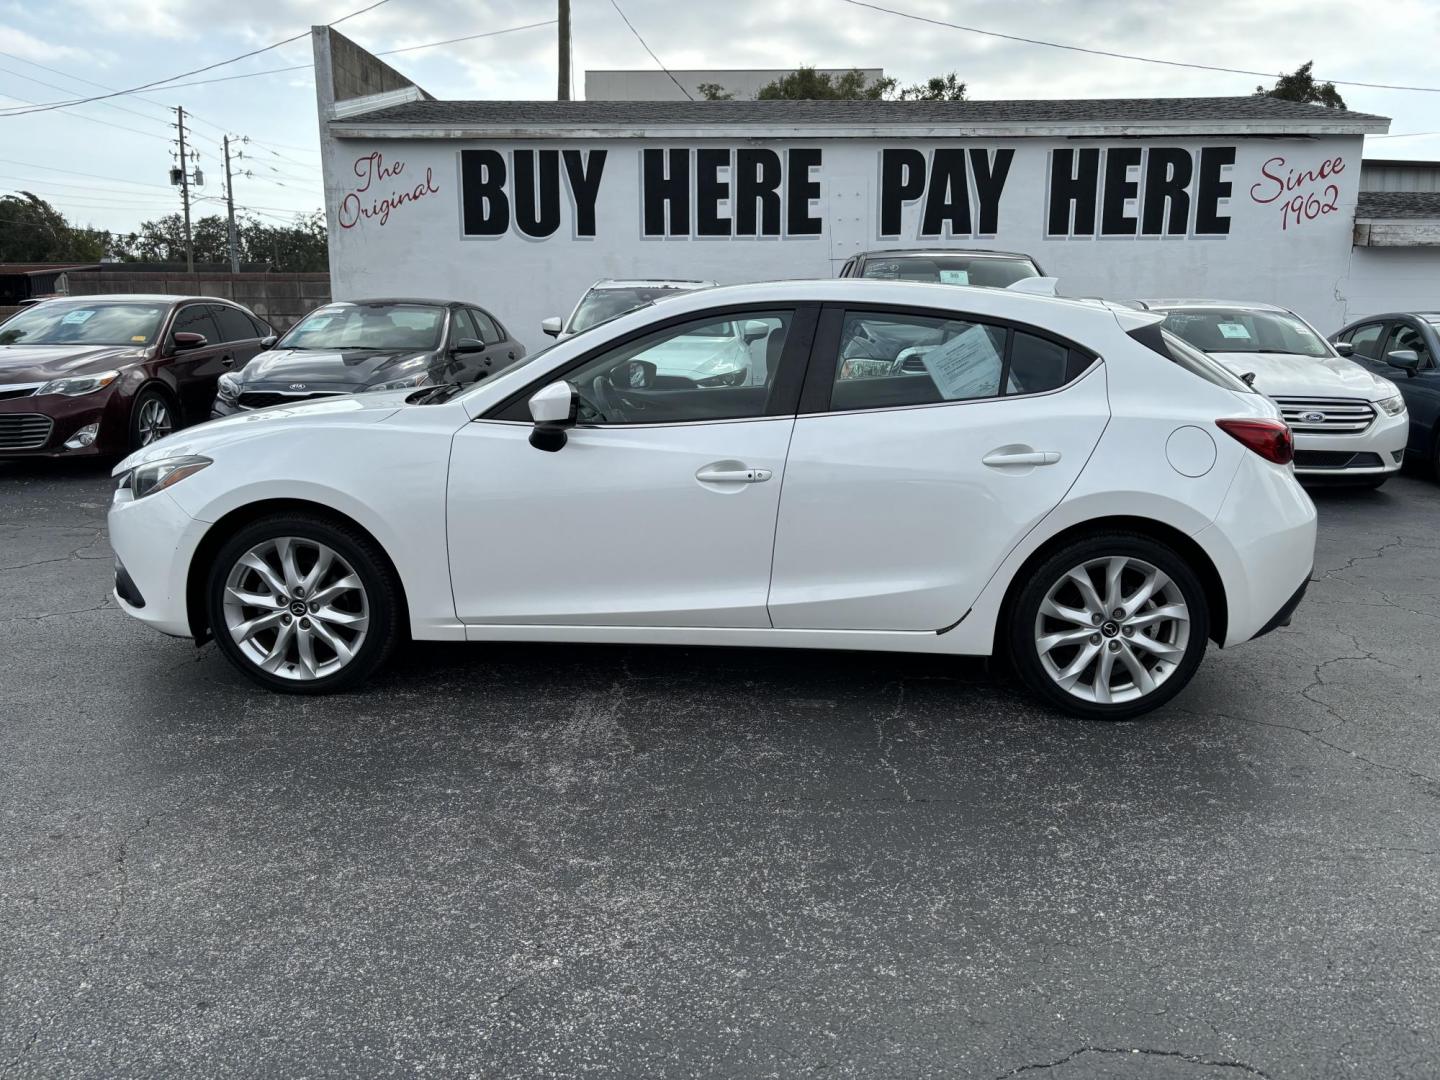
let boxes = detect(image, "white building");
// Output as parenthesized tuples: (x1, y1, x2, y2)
(585, 69, 886, 101)
(312, 28, 1439, 352)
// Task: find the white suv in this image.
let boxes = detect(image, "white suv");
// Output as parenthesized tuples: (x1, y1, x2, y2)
(1137, 300, 1408, 487)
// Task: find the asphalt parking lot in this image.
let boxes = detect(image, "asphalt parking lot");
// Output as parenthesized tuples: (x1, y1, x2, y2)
(1, 460, 1437, 1079)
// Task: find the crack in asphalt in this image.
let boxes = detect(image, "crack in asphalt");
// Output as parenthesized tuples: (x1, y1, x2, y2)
(992, 1045, 1273, 1078)
(875, 679, 914, 803)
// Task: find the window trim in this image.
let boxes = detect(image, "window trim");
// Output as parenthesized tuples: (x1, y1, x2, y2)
(798, 301, 1099, 416)
(484, 302, 821, 424)
(208, 302, 261, 344)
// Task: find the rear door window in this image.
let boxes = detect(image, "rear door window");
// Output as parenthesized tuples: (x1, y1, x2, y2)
(210, 305, 260, 342)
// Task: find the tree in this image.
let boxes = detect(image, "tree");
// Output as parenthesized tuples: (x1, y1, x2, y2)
(0, 192, 110, 263)
(756, 66, 897, 100)
(697, 82, 733, 101)
(1258, 61, 1346, 109)
(897, 72, 966, 101)
(107, 210, 328, 271)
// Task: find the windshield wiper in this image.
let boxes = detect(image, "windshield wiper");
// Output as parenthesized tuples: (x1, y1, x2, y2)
(406, 382, 462, 404)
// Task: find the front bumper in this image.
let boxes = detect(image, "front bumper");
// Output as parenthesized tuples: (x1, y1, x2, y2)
(0, 386, 128, 458)
(1291, 408, 1408, 477)
(212, 386, 359, 418)
(108, 482, 210, 638)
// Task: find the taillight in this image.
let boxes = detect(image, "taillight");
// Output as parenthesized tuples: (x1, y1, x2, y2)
(1216, 418, 1294, 465)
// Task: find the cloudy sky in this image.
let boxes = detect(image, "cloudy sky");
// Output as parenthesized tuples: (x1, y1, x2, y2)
(2, 0, 1437, 235)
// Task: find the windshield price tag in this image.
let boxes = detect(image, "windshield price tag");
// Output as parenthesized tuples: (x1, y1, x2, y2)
(1217, 323, 1252, 340)
(61, 310, 96, 325)
(938, 269, 970, 285)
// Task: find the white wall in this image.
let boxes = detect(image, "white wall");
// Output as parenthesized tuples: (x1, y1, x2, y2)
(324, 134, 1366, 353)
(1344, 247, 1440, 327)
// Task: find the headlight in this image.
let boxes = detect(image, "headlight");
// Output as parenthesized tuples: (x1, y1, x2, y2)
(365, 372, 434, 393)
(1376, 394, 1406, 417)
(216, 372, 241, 403)
(37, 370, 120, 397)
(123, 455, 212, 499)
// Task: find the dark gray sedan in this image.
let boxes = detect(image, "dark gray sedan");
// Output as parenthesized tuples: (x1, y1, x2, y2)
(212, 298, 525, 415)
(1331, 312, 1440, 474)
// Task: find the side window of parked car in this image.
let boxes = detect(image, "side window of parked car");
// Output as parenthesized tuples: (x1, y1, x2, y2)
(210, 305, 260, 343)
(501, 310, 793, 425)
(450, 308, 480, 345)
(471, 308, 504, 345)
(1387, 323, 1434, 368)
(1344, 322, 1386, 359)
(172, 304, 220, 346)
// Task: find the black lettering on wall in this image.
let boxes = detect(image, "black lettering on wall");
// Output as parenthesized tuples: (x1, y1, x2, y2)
(879, 148, 926, 237)
(1140, 148, 1192, 236)
(1101, 147, 1142, 236)
(1047, 148, 1100, 236)
(513, 150, 561, 239)
(562, 149, 606, 237)
(642, 148, 690, 237)
(920, 149, 971, 237)
(1194, 146, 1236, 235)
(735, 148, 782, 236)
(696, 148, 731, 237)
(460, 149, 509, 236)
(786, 148, 823, 236)
(970, 148, 1013, 235)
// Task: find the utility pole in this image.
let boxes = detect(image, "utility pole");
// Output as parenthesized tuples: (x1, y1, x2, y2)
(557, 0, 571, 101)
(174, 106, 194, 273)
(222, 135, 240, 273)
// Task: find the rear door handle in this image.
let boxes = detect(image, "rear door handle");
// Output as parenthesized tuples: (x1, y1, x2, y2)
(220, 354, 235, 367)
(982, 448, 1061, 467)
(696, 464, 773, 484)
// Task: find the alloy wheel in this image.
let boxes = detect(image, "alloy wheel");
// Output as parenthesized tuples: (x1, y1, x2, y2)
(1033, 555, 1191, 706)
(221, 537, 370, 681)
(136, 397, 173, 445)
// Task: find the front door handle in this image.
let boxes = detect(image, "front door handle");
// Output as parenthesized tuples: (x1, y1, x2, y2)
(220, 354, 235, 367)
(696, 463, 773, 484)
(982, 448, 1061, 467)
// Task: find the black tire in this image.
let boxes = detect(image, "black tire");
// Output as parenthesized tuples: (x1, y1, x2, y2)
(206, 513, 402, 694)
(1007, 532, 1211, 721)
(128, 386, 177, 451)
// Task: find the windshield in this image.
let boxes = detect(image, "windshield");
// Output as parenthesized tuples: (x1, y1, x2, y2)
(1160, 308, 1331, 358)
(859, 254, 1039, 288)
(568, 287, 695, 334)
(278, 303, 444, 351)
(0, 302, 168, 346)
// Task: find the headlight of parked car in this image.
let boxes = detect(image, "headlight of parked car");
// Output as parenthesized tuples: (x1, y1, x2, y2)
(37, 370, 120, 396)
(120, 455, 212, 499)
(216, 372, 241, 403)
(1376, 394, 1406, 416)
(365, 372, 434, 393)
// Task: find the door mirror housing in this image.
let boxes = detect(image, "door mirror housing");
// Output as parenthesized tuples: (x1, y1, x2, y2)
(172, 331, 207, 351)
(742, 319, 770, 343)
(528, 380, 578, 452)
(259, 335, 278, 350)
(1332, 340, 1355, 357)
(1386, 348, 1421, 375)
(453, 337, 486, 354)
(541, 316, 563, 338)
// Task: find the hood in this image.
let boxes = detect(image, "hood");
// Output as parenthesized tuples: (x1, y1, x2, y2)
(236, 347, 432, 388)
(1208, 351, 1397, 401)
(648, 337, 747, 380)
(0, 343, 144, 384)
(113, 392, 407, 475)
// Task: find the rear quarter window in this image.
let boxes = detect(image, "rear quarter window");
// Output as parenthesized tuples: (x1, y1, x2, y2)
(1127, 323, 1254, 393)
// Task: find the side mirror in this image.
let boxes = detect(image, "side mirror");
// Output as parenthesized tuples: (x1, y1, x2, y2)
(1241, 371, 1257, 387)
(541, 316, 563, 338)
(452, 337, 486, 354)
(527, 380, 578, 452)
(1386, 349, 1421, 375)
(172, 331, 207, 351)
(742, 319, 770, 343)
(1332, 340, 1355, 357)
(607, 358, 657, 389)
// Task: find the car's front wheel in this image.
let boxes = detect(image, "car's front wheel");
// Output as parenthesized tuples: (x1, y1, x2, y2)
(206, 514, 401, 693)
(1008, 534, 1210, 721)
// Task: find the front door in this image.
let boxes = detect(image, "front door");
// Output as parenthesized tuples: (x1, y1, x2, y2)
(165, 304, 230, 423)
(768, 305, 1111, 631)
(447, 307, 811, 627)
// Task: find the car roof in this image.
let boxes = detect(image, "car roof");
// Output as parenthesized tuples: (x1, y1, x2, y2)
(1135, 299, 1293, 314)
(855, 248, 1037, 261)
(31, 294, 259, 308)
(587, 279, 717, 290)
(1341, 311, 1440, 323)
(320, 297, 458, 307)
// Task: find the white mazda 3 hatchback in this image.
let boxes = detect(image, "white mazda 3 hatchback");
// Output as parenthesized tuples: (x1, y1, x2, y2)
(109, 280, 1316, 720)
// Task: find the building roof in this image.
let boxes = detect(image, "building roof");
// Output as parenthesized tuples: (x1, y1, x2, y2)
(1356, 191, 1440, 219)
(331, 95, 1389, 139)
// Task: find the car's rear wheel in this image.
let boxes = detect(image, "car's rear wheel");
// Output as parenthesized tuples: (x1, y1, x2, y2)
(206, 514, 401, 693)
(1008, 534, 1210, 720)
(129, 387, 175, 450)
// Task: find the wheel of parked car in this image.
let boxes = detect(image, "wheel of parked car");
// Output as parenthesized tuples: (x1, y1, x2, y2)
(206, 514, 402, 693)
(129, 387, 175, 450)
(1008, 533, 1210, 721)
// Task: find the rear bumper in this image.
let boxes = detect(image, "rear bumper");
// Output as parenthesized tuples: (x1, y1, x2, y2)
(1251, 571, 1311, 640)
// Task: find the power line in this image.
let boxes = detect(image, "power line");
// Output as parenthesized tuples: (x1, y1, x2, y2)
(0, 157, 175, 190)
(0, 91, 174, 142)
(838, 0, 1440, 94)
(0, 0, 393, 117)
(0, 62, 177, 128)
(607, 0, 692, 100)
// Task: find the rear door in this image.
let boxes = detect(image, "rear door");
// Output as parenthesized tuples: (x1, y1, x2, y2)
(767, 304, 1111, 631)
(210, 303, 266, 371)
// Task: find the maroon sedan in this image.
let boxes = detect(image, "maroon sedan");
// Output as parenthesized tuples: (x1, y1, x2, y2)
(0, 295, 273, 458)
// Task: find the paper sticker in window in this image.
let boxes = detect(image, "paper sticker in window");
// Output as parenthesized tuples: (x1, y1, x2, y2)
(1217, 322, 1252, 340)
(919, 324, 1002, 399)
(61, 309, 95, 325)
(938, 270, 970, 285)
